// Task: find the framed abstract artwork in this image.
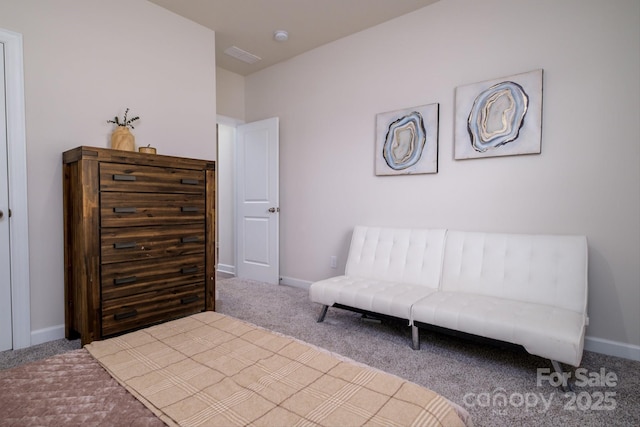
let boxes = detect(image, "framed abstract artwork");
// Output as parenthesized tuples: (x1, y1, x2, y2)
(375, 103, 439, 175)
(454, 69, 543, 160)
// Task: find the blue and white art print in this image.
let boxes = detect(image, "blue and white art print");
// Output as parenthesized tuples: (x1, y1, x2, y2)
(375, 103, 439, 175)
(454, 69, 543, 160)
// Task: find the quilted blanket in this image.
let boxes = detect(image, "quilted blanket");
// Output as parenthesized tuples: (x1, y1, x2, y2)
(0, 348, 165, 426)
(86, 311, 469, 427)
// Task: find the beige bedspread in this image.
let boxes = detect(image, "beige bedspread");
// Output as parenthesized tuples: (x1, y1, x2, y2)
(86, 311, 469, 427)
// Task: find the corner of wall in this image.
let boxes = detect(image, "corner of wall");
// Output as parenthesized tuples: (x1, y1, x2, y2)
(216, 67, 246, 121)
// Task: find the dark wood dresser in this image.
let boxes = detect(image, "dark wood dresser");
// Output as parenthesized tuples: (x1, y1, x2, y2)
(63, 146, 215, 345)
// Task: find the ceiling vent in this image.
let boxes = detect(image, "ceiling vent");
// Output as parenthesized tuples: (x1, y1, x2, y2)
(224, 46, 262, 64)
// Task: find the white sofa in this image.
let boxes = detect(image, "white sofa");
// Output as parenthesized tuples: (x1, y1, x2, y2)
(309, 226, 589, 369)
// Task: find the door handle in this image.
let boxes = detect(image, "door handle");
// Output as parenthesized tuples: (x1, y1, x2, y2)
(268, 207, 280, 213)
(0, 210, 3, 219)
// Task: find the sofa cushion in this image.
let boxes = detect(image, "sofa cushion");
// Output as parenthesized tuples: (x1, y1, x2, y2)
(411, 292, 586, 366)
(440, 231, 588, 314)
(309, 275, 438, 321)
(345, 226, 447, 287)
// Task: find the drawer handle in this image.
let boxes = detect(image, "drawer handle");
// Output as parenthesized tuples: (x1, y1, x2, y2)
(114, 309, 138, 321)
(114, 207, 137, 213)
(181, 236, 200, 243)
(181, 206, 198, 213)
(114, 241, 136, 249)
(114, 276, 137, 285)
(181, 295, 199, 304)
(181, 178, 199, 185)
(113, 174, 136, 182)
(181, 267, 198, 274)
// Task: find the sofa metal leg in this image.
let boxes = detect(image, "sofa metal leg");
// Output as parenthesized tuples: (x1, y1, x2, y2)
(317, 305, 329, 323)
(551, 359, 573, 393)
(411, 325, 420, 350)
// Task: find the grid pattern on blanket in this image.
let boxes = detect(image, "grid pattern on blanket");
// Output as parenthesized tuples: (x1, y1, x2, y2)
(86, 311, 467, 427)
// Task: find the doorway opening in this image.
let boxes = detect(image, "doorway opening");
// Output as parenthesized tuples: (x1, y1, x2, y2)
(216, 116, 280, 285)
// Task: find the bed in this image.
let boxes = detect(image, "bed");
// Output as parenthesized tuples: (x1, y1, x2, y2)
(1, 312, 472, 426)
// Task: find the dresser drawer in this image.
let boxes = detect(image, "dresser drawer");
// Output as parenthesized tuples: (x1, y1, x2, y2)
(102, 254, 204, 301)
(101, 224, 204, 264)
(100, 162, 205, 194)
(101, 192, 204, 227)
(101, 283, 204, 337)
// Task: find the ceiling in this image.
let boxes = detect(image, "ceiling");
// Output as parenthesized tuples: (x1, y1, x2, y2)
(148, 0, 439, 76)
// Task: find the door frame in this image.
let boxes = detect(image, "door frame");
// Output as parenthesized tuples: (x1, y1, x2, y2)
(1, 28, 31, 350)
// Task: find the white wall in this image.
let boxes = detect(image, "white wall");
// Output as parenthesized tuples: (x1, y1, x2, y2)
(245, 0, 640, 354)
(217, 67, 245, 121)
(0, 0, 217, 342)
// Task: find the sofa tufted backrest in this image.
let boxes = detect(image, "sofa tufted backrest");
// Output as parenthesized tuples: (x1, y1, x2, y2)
(345, 226, 447, 288)
(440, 230, 588, 314)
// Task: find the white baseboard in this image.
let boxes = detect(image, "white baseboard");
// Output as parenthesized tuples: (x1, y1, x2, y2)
(31, 324, 65, 346)
(217, 264, 236, 276)
(584, 335, 640, 362)
(279, 276, 312, 290)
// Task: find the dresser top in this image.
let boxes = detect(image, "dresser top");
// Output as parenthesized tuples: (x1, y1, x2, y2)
(63, 146, 215, 171)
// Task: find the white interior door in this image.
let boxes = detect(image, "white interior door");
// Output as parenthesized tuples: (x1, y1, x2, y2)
(0, 29, 29, 350)
(236, 117, 279, 284)
(0, 43, 13, 351)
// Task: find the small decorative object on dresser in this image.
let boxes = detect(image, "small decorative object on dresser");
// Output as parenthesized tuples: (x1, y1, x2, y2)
(138, 144, 156, 154)
(107, 108, 139, 151)
(62, 146, 216, 345)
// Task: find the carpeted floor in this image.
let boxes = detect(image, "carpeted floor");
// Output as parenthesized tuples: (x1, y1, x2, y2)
(214, 278, 640, 427)
(2, 276, 639, 426)
(0, 335, 81, 371)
